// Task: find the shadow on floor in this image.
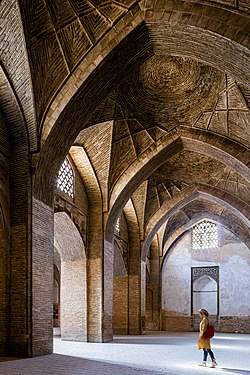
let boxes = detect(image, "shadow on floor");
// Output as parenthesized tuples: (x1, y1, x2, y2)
(0, 354, 167, 375)
(220, 368, 250, 375)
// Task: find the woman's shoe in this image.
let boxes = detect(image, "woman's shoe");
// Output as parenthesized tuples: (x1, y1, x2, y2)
(211, 359, 218, 368)
(199, 361, 207, 367)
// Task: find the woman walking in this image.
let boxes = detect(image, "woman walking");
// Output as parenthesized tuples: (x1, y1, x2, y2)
(198, 308, 218, 368)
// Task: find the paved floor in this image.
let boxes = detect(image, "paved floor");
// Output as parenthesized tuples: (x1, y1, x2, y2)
(0, 332, 249, 375)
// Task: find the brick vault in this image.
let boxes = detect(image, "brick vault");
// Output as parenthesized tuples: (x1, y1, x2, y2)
(0, 0, 249, 358)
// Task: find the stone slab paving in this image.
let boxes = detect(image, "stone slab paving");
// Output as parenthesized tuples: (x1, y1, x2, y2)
(0, 332, 249, 375)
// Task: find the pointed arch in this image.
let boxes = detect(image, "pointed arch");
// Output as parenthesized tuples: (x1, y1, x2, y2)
(142, 186, 250, 262)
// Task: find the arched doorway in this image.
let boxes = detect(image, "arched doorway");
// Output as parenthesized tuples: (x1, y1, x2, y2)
(192, 268, 219, 316)
(54, 212, 87, 341)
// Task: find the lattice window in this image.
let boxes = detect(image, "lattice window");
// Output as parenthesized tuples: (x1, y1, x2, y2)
(115, 217, 120, 234)
(57, 158, 74, 198)
(192, 220, 218, 250)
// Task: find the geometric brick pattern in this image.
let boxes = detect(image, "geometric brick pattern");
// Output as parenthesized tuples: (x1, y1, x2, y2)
(19, 0, 139, 125)
(1, 0, 250, 359)
(0, 0, 37, 150)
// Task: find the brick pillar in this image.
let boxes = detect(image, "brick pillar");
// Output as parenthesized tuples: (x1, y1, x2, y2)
(8, 150, 33, 357)
(141, 260, 146, 332)
(87, 210, 113, 342)
(32, 198, 54, 356)
(148, 241, 160, 330)
(103, 239, 114, 341)
(127, 215, 141, 335)
(0, 228, 9, 355)
(61, 259, 87, 341)
(0, 151, 9, 356)
(113, 275, 129, 334)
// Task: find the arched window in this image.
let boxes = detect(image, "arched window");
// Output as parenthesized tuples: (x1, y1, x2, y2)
(192, 220, 218, 250)
(57, 158, 74, 198)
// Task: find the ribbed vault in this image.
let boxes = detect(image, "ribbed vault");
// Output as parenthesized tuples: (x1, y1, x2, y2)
(1, 0, 250, 355)
(141, 187, 250, 261)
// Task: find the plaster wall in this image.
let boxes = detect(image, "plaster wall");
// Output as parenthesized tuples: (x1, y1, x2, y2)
(161, 225, 250, 332)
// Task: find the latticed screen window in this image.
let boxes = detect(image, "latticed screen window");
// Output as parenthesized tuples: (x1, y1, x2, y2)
(192, 220, 218, 250)
(57, 158, 74, 198)
(115, 217, 120, 234)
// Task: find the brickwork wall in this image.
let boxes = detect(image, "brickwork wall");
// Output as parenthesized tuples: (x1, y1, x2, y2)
(7, 147, 31, 357)
(103, 239, 114, 341)
(113, 212, 129, 334)
(128, 275, 141, 334)
(32, 198, 54, 356)
(113, 277, 129, 335)
(113, 207, 142, 335)
(161, 312, 192, 331)
(160, 314, 250, 334)
(1, 0, 250, 357)
(0, 112, 10, 158)
(141, 261, 146, 331)
(0, 0, 37, 150)
(146, 241, 160, 331)
(0, 228, 9, 355)
(71, 157, 88, 216)
(0, 148, 9, 226)
(114, 212, 129, 275)
(0, 127, 9, 362)
(61, 259, 87, 341)
(125, 205, 142, 335)
(218, 316, 250, 333)
(146, 287, 153, 329)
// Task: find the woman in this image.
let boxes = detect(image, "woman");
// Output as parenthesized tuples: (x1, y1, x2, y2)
(198, 308, 218, 367)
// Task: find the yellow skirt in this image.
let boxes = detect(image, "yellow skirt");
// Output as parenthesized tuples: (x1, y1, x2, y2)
(198, 338, 211, 349)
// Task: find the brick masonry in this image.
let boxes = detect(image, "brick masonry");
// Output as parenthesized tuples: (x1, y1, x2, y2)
(0, 0, 249, 360)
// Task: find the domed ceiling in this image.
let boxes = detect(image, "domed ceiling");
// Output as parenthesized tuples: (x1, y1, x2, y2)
(115, 54, 224, 131)
(14, 0, 250, 256)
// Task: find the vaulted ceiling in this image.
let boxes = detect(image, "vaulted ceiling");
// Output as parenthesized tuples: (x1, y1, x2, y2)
(1, 0, 250, 257)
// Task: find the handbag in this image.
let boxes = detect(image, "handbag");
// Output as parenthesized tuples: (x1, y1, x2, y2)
(202, 325, 214, 339)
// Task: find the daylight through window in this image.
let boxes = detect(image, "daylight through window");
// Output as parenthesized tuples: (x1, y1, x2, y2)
(192, 220, 218, 250)
(115, 217, 120, 234)
(57, 158, 74, 198)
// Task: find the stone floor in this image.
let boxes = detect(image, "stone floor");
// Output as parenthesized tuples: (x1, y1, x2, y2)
(0, 332, 249, 375)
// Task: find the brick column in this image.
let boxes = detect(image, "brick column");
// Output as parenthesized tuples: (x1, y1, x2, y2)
(0, 228, 9, 355)
(8, 150, 33, 357)
(0, 150, 9, 356)
(32, 198, 54, 356)
(127, 216, 141, 335)
(61, 259, 87, 341)
(148, 241, 160, 330)
(141, 260, 146, 332)
(87, 210, 113, 342)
